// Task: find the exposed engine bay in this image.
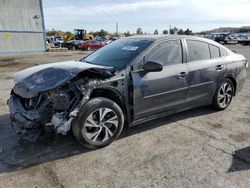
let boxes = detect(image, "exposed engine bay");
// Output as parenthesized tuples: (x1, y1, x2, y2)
(8, 61, 128, 141)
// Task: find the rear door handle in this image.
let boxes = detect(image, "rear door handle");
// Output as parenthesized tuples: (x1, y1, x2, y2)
(216, 65, 224, 71)
(177, 72, 188, 79)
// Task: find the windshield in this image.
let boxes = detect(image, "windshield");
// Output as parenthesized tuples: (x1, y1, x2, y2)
(82, 38, 153, 68)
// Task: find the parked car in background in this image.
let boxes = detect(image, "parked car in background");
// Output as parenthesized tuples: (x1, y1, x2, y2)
(46, 36, 64, 48)
(96, 36, 109, 41)
(62, 40, 85, 50)
(211, 33, 237, 44)
(237, 35, 250, 46)
(8, 35, 247, 148)
(79, 40, 106, 51)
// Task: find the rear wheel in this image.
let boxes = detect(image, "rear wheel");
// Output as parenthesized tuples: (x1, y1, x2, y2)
(87, 46, 92, 51)
(212, 79, 234, 110)
(72, 97, 124, 149)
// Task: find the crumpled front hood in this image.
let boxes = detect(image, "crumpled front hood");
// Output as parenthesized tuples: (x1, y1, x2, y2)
(13, 60, 113, 98)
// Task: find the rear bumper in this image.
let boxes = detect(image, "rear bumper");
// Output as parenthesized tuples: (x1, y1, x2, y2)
(236, 79, 245, 95)
(235, 67, 247, 95)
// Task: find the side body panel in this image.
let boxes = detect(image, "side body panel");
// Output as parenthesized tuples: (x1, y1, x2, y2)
(185, 59, 223, 104)
(184, 40, 228, 105)
(130, 38, 247, 126)
(131, 39, 189, 120)
(132, 63, 189, 120)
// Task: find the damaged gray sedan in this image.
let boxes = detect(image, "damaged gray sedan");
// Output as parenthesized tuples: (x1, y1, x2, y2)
(8, 35, 247, 148)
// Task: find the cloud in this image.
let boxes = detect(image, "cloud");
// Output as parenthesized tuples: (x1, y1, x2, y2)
(45, 0, 182, 17)
(43, 0, 250, 32)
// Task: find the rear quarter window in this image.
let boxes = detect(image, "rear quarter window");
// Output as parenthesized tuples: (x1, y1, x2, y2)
(186, 40, 210, 62)
(220, 48, 228, 56)
(209, 45, 220, 59)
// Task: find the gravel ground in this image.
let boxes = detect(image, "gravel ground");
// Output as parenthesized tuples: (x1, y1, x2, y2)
(0, 46, 249, 188)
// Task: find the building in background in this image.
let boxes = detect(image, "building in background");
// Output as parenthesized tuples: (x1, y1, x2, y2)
(0, 0, 46, 53)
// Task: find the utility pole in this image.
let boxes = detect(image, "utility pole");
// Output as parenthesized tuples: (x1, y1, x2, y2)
(116, 22, 118, 36)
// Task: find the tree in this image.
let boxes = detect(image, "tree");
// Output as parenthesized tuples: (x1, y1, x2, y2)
(136, 27, 143, 35)
(154, 29, 159, 35)
(169, 28, 174, 34)
(124, 31, 131, 37)
(98, 29, 109, 36)
(47, 30, 64, 36)
(170, 27, 178, 34)
(198, 31, 206, 35)
(178, 29, 184, 35)
(163, 30, 168, 35)
(91, 29, 109, 37)
(184, 28, 192, 35)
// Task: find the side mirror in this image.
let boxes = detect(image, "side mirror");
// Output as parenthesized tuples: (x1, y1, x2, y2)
(143, 61, 163, 72)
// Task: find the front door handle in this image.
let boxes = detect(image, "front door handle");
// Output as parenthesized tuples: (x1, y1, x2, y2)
(177, 72, 188, 79)
(216, 65, 224, 71)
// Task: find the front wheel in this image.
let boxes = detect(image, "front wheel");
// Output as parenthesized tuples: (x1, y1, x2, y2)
(212, 79, 234, 110)
(72, 97, 124, 149)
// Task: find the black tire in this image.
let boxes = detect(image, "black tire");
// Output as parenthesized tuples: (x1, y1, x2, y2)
(212, 78, 234, 110)
(72, 97, 124, 149)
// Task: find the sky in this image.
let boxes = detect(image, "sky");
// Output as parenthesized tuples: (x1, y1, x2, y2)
(42, 0, 250, 33)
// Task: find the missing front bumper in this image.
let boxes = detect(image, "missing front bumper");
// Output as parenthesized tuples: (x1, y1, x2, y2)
(8, 96, 47, 141)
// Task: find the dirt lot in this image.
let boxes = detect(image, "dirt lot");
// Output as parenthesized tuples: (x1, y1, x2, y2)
(0, 46, 249, 188)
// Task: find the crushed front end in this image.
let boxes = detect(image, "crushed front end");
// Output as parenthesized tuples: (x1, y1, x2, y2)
(8, 78, 92, 141)
(7, 60, 127, 142)
(8, 91, 52, 140)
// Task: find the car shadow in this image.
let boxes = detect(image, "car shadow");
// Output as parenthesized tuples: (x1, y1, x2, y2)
(228, 147, 250, 173)
(0, 106, 217, 174)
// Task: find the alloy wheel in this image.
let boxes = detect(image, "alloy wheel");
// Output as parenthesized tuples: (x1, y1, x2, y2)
(217, 82, 233, 108)
(83, 108, 119, 143)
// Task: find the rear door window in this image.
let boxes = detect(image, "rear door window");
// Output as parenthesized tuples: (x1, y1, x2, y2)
(186, 40, 210, 62)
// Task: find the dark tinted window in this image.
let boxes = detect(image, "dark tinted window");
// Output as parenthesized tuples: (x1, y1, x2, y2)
(187, 40, 210, 62)
(83, 39, 153, 68)
(210, 45, 220, 58)
(147, 40, 182, 66)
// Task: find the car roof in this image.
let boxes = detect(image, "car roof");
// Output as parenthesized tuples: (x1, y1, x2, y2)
(125, 35, 225, 48)
(127, 34, 207, 41)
